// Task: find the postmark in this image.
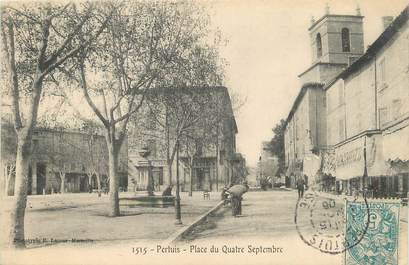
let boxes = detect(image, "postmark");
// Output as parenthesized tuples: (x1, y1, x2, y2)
(344, 201, 400, 265)
(294, 191, 370, 255)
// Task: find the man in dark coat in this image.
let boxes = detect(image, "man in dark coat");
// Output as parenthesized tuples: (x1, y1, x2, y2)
(296, 177, 306, 198)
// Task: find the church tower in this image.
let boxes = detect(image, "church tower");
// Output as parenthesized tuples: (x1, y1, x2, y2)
(299, 5, 365, 84)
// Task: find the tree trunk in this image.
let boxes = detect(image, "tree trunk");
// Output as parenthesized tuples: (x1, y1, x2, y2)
(215, 141, 219, 191)
(5, 173, 9, 196)
(59, 172, 66, 194)
(189, 157, 193, 197)
(4, 132, 31, 248)
(106, 132, 120, 217)
(96, 173, 102, 197)
(167, 159, 173, 187)
(5, 168, 11, 196)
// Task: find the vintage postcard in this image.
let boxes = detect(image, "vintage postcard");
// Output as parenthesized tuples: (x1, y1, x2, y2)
(0, 0, 408, 264)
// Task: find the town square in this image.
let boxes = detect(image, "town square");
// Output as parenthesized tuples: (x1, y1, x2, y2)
(1, 1, 408, 265)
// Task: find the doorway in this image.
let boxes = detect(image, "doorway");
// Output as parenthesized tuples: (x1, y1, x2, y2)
(36, 163, 46, 195)
(196, 168, 204, 190)
(27, 166, 32, 195)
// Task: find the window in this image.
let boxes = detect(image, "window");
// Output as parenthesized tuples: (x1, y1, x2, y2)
(147, 139, 157, 157)
(71, 163, 76, 171)
(338, 119, 345, 141)
(341, 28, 350, 52)
(356, 113, 362, 132)
(379, 107, 389, 127)
(196, 139, 203, 156)
(338, 82, 344, 105)
(32, 139, 39, 151)
(379, 58, 386, 87)
(391, 99, 401, 120)
(327, 126, 332, 144)
(316, 33, 322, 57)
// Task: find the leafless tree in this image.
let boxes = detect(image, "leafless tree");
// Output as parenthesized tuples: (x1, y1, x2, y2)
(60, 1, 221, 216)
(0, 2, 112, 248)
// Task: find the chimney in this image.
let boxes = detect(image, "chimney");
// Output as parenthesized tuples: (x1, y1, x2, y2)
(382, 16, 394, 30)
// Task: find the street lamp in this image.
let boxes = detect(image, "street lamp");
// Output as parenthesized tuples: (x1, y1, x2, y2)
(175, 139, 182, 225)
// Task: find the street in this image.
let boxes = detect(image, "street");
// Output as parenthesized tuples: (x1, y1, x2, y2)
(3, 189, 408, 265)
(178, 189, 408, 265)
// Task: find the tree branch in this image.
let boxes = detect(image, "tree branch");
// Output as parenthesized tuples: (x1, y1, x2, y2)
(78, 62, 109, 127)
(2, 17, 23, 129)
(44, 5, 91, 67)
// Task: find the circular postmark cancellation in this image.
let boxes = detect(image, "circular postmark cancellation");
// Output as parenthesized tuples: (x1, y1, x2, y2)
(294, 191, 370, 255)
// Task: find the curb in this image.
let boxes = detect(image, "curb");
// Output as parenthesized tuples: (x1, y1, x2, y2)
(162, 200, 224, 245)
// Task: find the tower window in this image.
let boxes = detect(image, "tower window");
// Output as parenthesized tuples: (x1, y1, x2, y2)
(316, 33, 322, 57)
(341, 28, 350, 52)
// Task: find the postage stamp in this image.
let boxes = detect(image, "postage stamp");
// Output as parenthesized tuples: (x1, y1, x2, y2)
(344, 201, 400, 265)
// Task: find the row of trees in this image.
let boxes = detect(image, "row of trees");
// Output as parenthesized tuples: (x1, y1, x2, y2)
(139, 86, 231, 194)
(1, 1, 225, 248)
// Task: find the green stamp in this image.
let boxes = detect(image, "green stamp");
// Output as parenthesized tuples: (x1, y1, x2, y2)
(345, 201, 400, 265)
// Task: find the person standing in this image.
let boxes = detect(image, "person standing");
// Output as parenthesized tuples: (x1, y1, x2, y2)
(296, 177, 305, 198)
(231, 194, 241, 217)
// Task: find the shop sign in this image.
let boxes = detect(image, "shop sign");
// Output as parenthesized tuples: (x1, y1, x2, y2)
(336, 147, 363, 168)
(335, 137, 365, 180)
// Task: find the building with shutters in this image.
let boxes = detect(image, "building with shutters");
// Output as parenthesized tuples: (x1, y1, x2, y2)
(323, 6, 409, 197)
(284, 6, 365, 188)
(127, 86, 242, 193)
(284, 5, 409, 197)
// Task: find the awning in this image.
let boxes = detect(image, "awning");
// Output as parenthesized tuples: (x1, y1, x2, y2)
(382, 125, 409, 162)
(321, 149, 336, 175)
(303, 154, 321, 178)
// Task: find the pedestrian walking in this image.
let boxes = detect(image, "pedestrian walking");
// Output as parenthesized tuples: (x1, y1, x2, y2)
(296, 177, 305, 198)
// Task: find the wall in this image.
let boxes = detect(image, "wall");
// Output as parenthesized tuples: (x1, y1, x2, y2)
(1, 125, 128, 195)
(128, 87, 239, 191)
(376, 21, 409, 129)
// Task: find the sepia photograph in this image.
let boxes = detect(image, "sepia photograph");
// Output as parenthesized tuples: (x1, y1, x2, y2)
(0, 0, 408, 264)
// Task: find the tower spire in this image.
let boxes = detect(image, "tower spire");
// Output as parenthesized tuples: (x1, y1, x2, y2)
(325, 3, 330, 15)
(356, 4, 361, 16)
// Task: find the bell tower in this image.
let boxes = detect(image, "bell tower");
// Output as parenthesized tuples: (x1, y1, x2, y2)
(309, 5, 364, 65)
(299, 5, 365, 84)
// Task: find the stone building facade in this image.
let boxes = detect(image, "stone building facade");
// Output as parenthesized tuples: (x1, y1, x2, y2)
(284, 5, 409, 197)
(127, 86, 241, 193)
(324, 6, 409, 197)
(1, 122, 128, 195)
(285, 7, 365, 188)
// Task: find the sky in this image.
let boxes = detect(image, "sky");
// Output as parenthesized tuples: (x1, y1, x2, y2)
(206, 0, 409, 167)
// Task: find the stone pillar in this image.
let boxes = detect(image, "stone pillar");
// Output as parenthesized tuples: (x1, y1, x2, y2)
(163, 163, 169, 186)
